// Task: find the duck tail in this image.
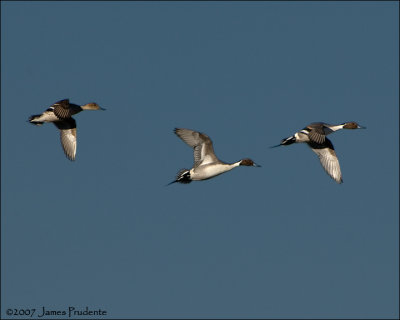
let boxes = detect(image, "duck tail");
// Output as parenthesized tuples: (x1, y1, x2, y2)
(280, 135, 296, 146)
(176, 169, 191, 183)
(28, 114, 44, 126)
(166, 169, 191, 186)
(270, 135, 296, 148)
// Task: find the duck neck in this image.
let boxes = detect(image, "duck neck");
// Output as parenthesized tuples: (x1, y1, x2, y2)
(329, 124, 345, 132)
(231, 161, 242, 168)
(69, 104, 84, 114)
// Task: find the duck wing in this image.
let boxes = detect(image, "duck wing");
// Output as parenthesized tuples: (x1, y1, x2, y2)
(53, 118, 77, 161)
(52, 99, 75, 119)
(306, 123, 327, 144)
(308, 138, 342, 183)
(174, 128, 219, 167)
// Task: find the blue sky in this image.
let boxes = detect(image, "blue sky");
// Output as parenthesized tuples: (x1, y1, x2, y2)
(1, 1, 399, 319)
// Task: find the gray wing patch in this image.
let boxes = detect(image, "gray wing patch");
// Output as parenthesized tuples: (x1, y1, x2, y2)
(174, 128, 204, 147)
(174, 128, 219, 167)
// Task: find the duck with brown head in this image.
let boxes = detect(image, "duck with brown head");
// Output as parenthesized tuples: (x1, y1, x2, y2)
(271, 121, 366, 183)
(28, 98, 105, 161)
(81, 102, 106, 111)
(342, 121, 366, 129)
(239, 158, 261, 167)
(168, 128, 261, 185)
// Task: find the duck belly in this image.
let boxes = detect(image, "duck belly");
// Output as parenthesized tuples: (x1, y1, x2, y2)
(191, 164, 234, 180)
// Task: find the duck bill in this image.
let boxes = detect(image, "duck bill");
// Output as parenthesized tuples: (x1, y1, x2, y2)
(358, 125, 366, 129)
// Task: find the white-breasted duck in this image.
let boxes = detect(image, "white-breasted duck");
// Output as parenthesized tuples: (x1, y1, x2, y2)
(168, 128, 260, 185)
(271, 122, 366, 183)
(28, 99, 105, 161)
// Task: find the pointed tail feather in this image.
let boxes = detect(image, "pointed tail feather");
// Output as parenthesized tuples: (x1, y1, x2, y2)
(280, 136, 296, 146)
(270, 136, 296, 148)
(28, 114, 44, 125)
(167, 169, 191, 185)
(270, 144, 282, 148)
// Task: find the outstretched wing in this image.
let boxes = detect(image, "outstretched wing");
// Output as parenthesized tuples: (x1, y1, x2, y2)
(53, 118, 77, 161)
(174, 128, 219, 167)
(309, 138, 342, 183)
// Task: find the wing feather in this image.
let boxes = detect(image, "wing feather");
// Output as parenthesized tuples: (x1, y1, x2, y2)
(306, 124, 326, 144)
(309, 138, 342, 183)
(54, 118, 77, 161)
(52, 99, 74, 119)
(174, 128, 218, 167)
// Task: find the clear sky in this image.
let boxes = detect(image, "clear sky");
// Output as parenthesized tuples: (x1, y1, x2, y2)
(1, 1, 399, 319)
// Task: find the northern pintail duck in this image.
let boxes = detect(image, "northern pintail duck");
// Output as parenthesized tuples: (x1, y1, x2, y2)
(272, 122, 366, 183)
(169, 128, 261, 184)
(28, 99, 105, 161)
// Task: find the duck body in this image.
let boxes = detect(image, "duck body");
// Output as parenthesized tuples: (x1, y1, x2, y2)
(169, 128, 260, 185)
(28, 99, 105, 161)
(273, 122, 365, 184)
(29, 109, 60, 124)
(29, 102, 84, 125)
(190, 162, 240, 181)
